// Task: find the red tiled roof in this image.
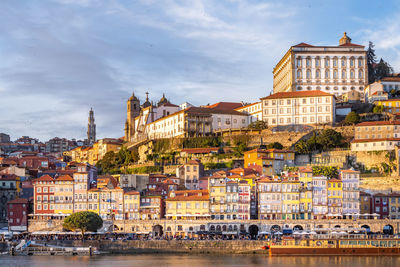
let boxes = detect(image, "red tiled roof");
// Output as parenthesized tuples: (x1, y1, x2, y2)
(159, 103, 179, 108)
(8, 198, 29, 204)
(56, 175, 73, 181)
(35, 174, 54, 182)
(260, 90, 333, 100)
(381, 77, 400, 82)
(167, 189, 209, 201)
(293, 42, 314, 47)
(299, 167, 312, 173)
(124, 190, 140, 195)
(339, 42, 364, 47)
(356, 121, 400, 126)
(351, 138, 400, 143)
(186, 159, 201, 165)
(187, 106, 246, 116)
(340, 169, 360, 173)
(205, 102, 243, 110)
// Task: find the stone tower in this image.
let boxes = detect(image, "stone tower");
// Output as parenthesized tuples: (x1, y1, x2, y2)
(339, 32, 351, 45)
(125, 92, 141, 141)
(87, 108, 96, 145)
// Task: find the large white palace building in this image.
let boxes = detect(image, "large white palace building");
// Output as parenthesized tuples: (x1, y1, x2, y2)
(273, 33, 368, 97)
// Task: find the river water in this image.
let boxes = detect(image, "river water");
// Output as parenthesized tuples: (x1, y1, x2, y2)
(1, 255, 400, 267)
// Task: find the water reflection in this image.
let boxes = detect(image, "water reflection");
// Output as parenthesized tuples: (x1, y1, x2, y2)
(0, 255, 399, 267)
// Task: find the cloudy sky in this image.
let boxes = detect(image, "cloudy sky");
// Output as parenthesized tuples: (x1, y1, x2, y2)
(1, 0, 399, 141)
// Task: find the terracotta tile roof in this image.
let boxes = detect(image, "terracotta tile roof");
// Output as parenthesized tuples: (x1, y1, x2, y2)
(88, 188, 100, 192)
(351, 138, 400, 143)
(35, 174, 54, 182)
(159, 103, 179, 108)
(8, 198, 29, 204)
(124, 190, 140, 195)
(339, 42, 364, 47)
(187, 106, 247, 116)
(55, 175, 73, 181)
(293, 42, 314, 47)
(186, 159, 201, 165)
(299, 167, 313, 173)
(167, 189, 209, 201)
(260, 90, 333, 100)
(204, 102, 243, 110)
(356, 121, 400, 126)
(181, 147, 219, 154)
(380, 77, 400, 82)
(340, 169, 360, 173)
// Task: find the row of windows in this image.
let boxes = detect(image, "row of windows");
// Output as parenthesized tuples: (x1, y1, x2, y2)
(296, 69, 364, 79)
(297, 86, 364, 91)
(266, 115, 331, 125)
(296, 57, 364, 68)
(264, 97, 330, 106)
(265, 106, 331, 115)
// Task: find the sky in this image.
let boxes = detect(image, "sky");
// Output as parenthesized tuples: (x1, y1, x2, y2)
(1, 0, 400, 141)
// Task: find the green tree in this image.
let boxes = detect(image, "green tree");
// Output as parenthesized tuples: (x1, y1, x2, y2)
(373, 105, 384, 113)
(312, 166, 339, 179)
(63, 211, 103, 238)
(294, 140, 310, 154)
(315, 129, 343, 150)
(248, 120, 268, 130)
(367, 41, 377, 83)
(266, 142, 284, 149)
(375, 58, 394, 81)
(344, 111, 360, 125)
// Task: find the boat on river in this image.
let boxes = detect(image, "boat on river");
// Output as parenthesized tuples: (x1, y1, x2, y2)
(266, 238, 400, 255)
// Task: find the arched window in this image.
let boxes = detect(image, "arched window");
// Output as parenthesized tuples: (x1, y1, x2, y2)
(325, 57, 330, 67)
(306, 57, 311, 67)
(342, 70, 346, 78)
(297, 69, 302, 79)
(350, 57, 355, 67)
(316, 69, 320, 78)
(306, 70, 311, 79)
(359, 70, 363, 78)
(333, 57, 338, 67)
(342, 87, 347, 91)
(333, 70, 338, 79)
(341, 58, 346, 67)
(358, 58, 363, 67)
(315, 57, 320, 67)
(307, 86, 311, 91)
(316, 86, 321, 90)
(350, 70, 355, 79)
(359, 87, 363, 91)
(351, 87, 355, 90)
(296, 57, 302, 67)
(297, 86, 302, 91)
(326, 86, 330, 91)
(325, 70, 329, 78)
(334, 87, 338, 91)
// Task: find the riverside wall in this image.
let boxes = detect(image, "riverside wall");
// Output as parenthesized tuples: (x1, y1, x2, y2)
(30, 240, 268, 254)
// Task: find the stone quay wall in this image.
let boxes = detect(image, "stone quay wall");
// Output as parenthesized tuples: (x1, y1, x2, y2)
(32, 240, 268, 254)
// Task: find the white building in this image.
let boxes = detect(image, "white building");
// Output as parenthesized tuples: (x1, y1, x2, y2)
(340, 170, 360, 217)
(260, 90, 335, 127)
(312, 176, 328, 218)
(235, 102, 263, 124)
(273, 32, 367, 97)
(145, 107, 248, 140)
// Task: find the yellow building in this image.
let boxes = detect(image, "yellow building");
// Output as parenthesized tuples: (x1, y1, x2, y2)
(123, 190, 140, 220)
(375, 99, 400, 114)
(327, 178, 343, 216)
(209, 176, 227, 220)
(99, 187, 124, 221)
(166, 189, 210, 220)
(87, 188, 100, 214)
(388, 192, 400, 219)
(281, 178, 300, 220)
(244, 148, 295, 175)
(69, 138, 123, 165)
(298, 167, 313, 219)
(54, 175, 74, 215)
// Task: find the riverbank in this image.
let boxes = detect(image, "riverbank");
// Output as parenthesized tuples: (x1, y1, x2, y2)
(1, 240, 268, 254)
